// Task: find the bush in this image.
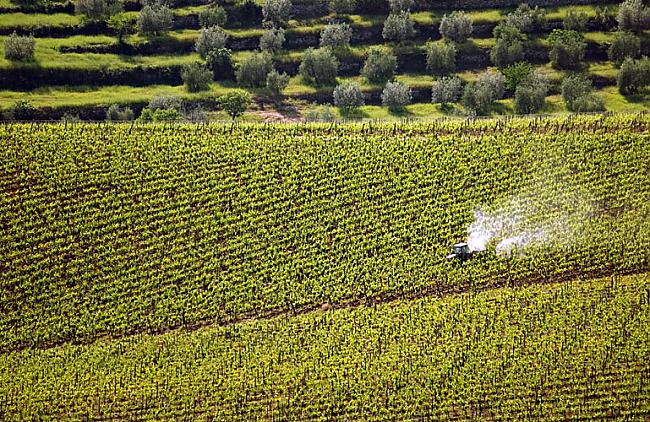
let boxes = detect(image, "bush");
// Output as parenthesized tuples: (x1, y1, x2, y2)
(236, 52, 273, 88)
(382, 11, 415, 43)
(182, 62, 212, 92)
(439, 11, 473, 43)
(10, 100, 35, 120)
(152, 108, 182, 121)
(75, 0, 122, 21)
(299, 47, 339, 85)
(608, 31, 640, 66)
(266, 69, 290, 96)
(502, 62, 533, 90)
(138, 4, 173, 36)
(548, 29, 586, 70)
(219, 90, 251, 119)
(425, 41, 456, 75)
(206, 48, 234, 80)
(108, 14, 136, 43)
(260, 27, 285, 53)
(329, 0, 355, 15)
(333, 82, 364, 112)
(462, 70, 505, 115)
(617, 57, 650, 95)
(617, 0, 650, 32)
(199, 5, 227, 29)
(381, 81, 411, 111)
(262, 0, 291, 27)
(361, 47, 397, 83)
(388, 0, 413, 12)
(514, 71, 548, 114)
(570, 94, 605, 112)
(195, 26, 228, 59)
(561, 74, 591, 110)
(320, 23, 352, 49)
(563, 10, 588, 32)
(505, 3, 545, 33)
(149, 94, 181, 111)
(4, 32, 35, 61)
(431, 76, 462, 106)
(106, 104, 134, 121)
(490, 23, 525, 68)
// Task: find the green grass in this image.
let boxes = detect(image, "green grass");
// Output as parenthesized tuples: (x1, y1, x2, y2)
(0, 12, 82, 29)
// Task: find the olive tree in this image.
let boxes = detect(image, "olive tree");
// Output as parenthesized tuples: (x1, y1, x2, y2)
(431, 76, 462, 107)
(206, 48, 234, 79)
(561, 74, 604, 112)
(382, 11, 415, 43)
(236, 52, 273, 87)
(4, 32, 35, 61)
(333, 82, 364, 112)
(608, 31, 640, 66)
(617, 0, 650, 32)
(299, 47, 339, 85)
(617, 57, 650, 95)
(320, 23, 352, 49)
(563, 10, 588, 32)
(266, 69, 290, 96)
(505, 3, 545, 33)
(329, 0, 355, 15)
(425, 41, 456, 75)
(199, 4, 227, 28)
(260, 27, 285, 53)
(514, 71, 548, 114)
(361, 47, 397, 83)
(548, 29, 586, 70)
(439, 11, 472, 43)
(462, 69, 505, 115)
(382, 81, 411, 111)
(138, 3, 173, 36)
(219, 90, 251, 119)
(262, 0, 291, 27)
(490, 23, 525, 68)
(106, 104, 134, 121)
(388, 0, 413, 13)
(181, 62, 212, 92)
(195, 26, 228, 59)
(75, 0, 122, 22)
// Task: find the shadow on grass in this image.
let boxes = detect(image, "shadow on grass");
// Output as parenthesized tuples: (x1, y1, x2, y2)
(340, 107, 370, 119)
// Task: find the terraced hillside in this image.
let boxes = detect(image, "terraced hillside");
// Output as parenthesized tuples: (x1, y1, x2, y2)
(0, 0, 649, 120)
(0, 114, 649, 418)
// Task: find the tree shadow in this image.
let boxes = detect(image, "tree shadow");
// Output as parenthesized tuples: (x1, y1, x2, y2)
(340, 108, 370, 119)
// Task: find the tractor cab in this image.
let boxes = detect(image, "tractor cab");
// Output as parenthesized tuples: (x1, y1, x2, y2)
(446, 242, 471, 262)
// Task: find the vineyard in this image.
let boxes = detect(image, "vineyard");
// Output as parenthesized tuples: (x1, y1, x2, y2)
(0, 114, 649, 418)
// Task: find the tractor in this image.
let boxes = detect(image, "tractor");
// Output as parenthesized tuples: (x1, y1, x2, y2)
(446, 242, 472, 262)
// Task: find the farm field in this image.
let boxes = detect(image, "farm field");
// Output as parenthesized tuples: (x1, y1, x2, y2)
(0, 114, 649, 418)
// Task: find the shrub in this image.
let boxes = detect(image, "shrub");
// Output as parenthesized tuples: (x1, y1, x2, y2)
(570, 94, 605, 112)
(108, 14, 136, 43)
(594, 6, 612, 27)
(490, 23, 525, 68)
(617, 0, 650, 32)
(382, 11, 415, 43)
(333, 82, 364, 112)
(149, 94, 181, 111)
(563, 10, 588, 32)
(431, 76, 462, 106)
(608, 31, 640, 66)
(219, 90, 251, 119)
(425, 41, 456, 75)
(182, 62, 212, 92)
(514, 71, 548, 114)
(206, 48, 234, 80)
(502, 62, 533, 91)
(462, 70, 505, 115)
(184, 105, 208, 123)
(60, 113, 81, 123)
(617, 57, 650, 95)
(199, 5, 227, 29)
(299, 47, 339, 85)
(236, 52, 273, 87)
(505, 3, 545, 33)
(381, 81, 411, 111)
(329, 0, 355, 15)
(561, 74, 591, 109)
(138, 108, 153, 121)
(11, 100, 35, 120)
(266, 69, 290, 96)
(361, 47, 397, 83)
(548, 29, 586, 70)
(439, 11, 472, 43)
(4, 32, 35, 61)
(138, 4, 173, 36)
(75, 0, 122, 21)
(388, 0, 413, 13)
(106, 104, 134, 121)
(152, 108, 182, 121)
(195, 26, 228, 59)
(262, 0, 291, 27)
(260, 27, 285, 53)
(320, 23, 352, 49)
